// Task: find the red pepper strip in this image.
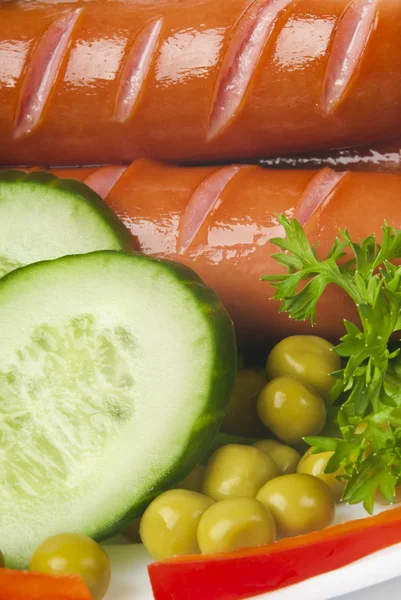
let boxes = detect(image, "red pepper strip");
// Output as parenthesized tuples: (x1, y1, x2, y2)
(0, 568, 92, 600)
(149, 505, 401, 600)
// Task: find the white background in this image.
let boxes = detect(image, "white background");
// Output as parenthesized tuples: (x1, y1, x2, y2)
(341, 578, 401, 600)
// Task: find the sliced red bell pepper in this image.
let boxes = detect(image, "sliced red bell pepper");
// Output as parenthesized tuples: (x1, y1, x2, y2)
(0, 568, 92, 600)
(149, 505, 401, 600)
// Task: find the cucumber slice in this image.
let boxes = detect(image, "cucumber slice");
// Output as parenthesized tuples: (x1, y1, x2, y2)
(0, 171, 130, 278)
(0, 252, 236, 568)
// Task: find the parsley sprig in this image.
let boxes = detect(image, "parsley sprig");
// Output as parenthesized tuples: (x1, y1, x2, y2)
(263, 216, 401, 513)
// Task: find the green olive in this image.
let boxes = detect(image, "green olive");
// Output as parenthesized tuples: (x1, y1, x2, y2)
(297, 448, 345, 502)
(202, 444, 279, 502)
(123, 517, 142, 543)
(256, 473, 335, 537)
(253, 440, 301, 474)
(266, 335, 340, 397)
(0, 550, 4, 568)
(140, 489, 213, 560)
(222, 369, 267, 437)
(257, 377, 326, 444)
(197, 498, 276, 554)
(30, 533, 110, 600)
(178, 465, 207, 493)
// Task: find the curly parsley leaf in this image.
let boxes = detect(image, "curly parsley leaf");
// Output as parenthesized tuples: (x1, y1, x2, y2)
(264, 216, 401, 512)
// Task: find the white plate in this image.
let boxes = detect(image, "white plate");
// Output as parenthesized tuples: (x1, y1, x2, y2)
(102, 502, 401, 600)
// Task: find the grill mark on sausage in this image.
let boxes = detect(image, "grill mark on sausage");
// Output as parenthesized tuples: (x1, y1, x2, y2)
(295, 167, 347, 226)
(113, 19, 162, 123)
(177, 165, 246, 253)
(13, 9, 82, 139)
(321, 0, 377, 115)
(207, 0, 293, 141)
(83, 165, 128, 199)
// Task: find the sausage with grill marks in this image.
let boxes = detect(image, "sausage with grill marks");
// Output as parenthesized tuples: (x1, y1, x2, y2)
(1, 0, 401, 166)
(33, 160, 401, 348)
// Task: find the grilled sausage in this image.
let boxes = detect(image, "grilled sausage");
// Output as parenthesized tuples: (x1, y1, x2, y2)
(38, 160, 400, 348)
(1, 0, 401, 166)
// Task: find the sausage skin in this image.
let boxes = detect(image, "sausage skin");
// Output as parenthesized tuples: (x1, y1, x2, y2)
(1, 0, 401, 166)
(42, 160, 401, 349)
(257, 138, 401, 173)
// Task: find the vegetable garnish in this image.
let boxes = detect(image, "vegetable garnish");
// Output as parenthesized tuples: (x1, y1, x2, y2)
(149, 504, 401, 600)
(262, 216, 401, 513)
(0, 569, 91, 600)
(0, 251, 235, 568)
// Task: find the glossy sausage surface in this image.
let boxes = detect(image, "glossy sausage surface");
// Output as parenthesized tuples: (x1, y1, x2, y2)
(42, 160, 401, 349)
(257, 137, 401, 173)
(2, 0, 401, 166)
